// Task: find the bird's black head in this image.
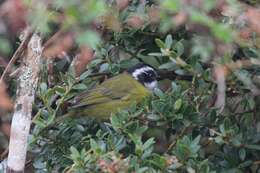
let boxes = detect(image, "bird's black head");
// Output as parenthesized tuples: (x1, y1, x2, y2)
(127, 63, 158, 90)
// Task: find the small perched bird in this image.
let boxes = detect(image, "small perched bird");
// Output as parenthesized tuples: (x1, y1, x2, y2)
(65, 63, 158, 119)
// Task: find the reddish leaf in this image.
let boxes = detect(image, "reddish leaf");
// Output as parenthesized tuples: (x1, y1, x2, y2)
(245, 7, 260, 35)
(0, 82, 13, 111)
(74, 46, 94, 76)
(148, 5, 161, 24)
(116, 0, 129, 11)
(172, 12, 188, 27)
(0, 0, 27, 33)
(43, 33, 74, 58)
(127, 15, 144, 28)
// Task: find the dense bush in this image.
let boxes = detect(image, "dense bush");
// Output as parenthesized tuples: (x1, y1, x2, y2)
(0, 0, 260, 172)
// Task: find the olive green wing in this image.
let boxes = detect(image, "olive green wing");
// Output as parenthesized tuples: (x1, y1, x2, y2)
(70, 73, 134, 109)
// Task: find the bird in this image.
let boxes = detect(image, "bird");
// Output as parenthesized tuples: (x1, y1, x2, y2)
(64, 63, 158, 120)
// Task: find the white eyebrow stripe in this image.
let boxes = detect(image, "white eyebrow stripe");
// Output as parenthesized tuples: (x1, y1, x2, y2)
(132, 66, 154, 79)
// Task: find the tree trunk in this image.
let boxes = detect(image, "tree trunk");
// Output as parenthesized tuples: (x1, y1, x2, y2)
(6, 33, 42, 173)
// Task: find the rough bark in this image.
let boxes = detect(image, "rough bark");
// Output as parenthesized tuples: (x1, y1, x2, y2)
(6, 33, 42, 173)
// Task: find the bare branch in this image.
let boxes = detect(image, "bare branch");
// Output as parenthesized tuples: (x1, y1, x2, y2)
(0, 28, 33, 82)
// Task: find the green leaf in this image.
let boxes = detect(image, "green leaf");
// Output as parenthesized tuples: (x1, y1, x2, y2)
(79, 70, 92, 80)
(169, 51, 178, 58)
(239, 148, 246, 161)
(245, 144, 260, 150)
(138, 54, 161, 67)
(231, 137, 242, 147)
(238, 160, 253, 168)
(159, 62, 176, 70)
(143, 138, 155, 151)
(214, 136, 224, 144)
(219, 124, 225, 135)
(53, 86, 66, 96)
(76, 30, 101, 49)
(171, 82, 180, 93)
(40, 83, 48, 93)
(155, 38, 165, 49)
(148, 154, 167, 169)
(72, 83, 88, 90)
(174, 99, 182, 110)
(211, 23, 232, 43)
(191, 135, 201, 146)
(33, 158, 46, 169)
(70, 146, 80, 160)
(148, 52, 164, 57)
(190, 10, 213, 26)
(161, 0, 180, 12)
(44, 89, 56, 103)
(203, 1, 217, 11)
(190, 135, 201, 154)
(110, 114, 121, 129)
(147, 113, 162, 121)
(136, 167, 149, 173)
(165, 35, 173, 49)
(153, 88, 165, 98)
(0, 37, 11, 54)
(173, 41, 184, 56)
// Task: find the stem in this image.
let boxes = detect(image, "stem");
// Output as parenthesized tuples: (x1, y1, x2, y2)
(53, 86, 72, 118)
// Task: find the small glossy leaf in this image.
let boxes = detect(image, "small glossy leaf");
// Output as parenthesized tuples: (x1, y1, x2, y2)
(174, 99, 182, 110)
(155, 38, 165, 49)
(79, 70, 92, 80)
(153, 88, 165, 98)
(72, 83, 88, 90)
(165, 35, 173, 49)
(245, 144, 260, 150)
(239, 148, 246, 161)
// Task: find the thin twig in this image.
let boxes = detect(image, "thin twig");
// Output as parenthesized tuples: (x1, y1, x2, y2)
(232, 109, 255, 115)
(254, 160, 260, 165)
(0, 28, 33, 82)
(157, 70, 193, 81)
(0, 148, 8, 161)
(165, 127, 189, 153)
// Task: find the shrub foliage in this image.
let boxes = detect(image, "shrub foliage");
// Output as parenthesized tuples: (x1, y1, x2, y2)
(0, 0, 260, 172)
